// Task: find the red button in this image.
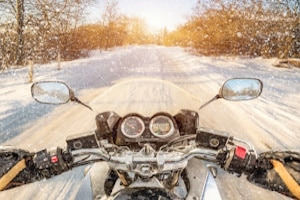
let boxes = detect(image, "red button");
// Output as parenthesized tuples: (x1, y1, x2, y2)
(235, 146, 247, 159)
(51, 155, 59, 163)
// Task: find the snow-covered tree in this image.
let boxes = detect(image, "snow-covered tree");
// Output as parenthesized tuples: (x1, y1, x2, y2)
(0, 0, 94, 70)
(166, 0, 300, 58)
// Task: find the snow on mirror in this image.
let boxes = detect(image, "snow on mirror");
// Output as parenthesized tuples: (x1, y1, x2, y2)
(221, 78, 263, 101)
(31, 81, 71, 104)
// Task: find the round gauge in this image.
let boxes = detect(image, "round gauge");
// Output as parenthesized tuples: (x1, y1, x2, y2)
(121, 116, 145, 138)
(150, 115, 174, 138)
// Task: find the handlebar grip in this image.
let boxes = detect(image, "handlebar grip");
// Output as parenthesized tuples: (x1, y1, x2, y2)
(0, 148, 38, 190)
(0, 159, 26, 191)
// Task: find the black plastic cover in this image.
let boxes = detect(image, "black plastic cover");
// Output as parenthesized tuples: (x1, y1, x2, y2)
(196, 128, 229, 150)
(173, 109, 199, 135)
(95, 111, 120, 140)
(66, 132, 99, 151)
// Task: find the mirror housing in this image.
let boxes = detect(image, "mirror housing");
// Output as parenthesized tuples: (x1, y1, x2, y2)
(220, 78, 263, 101)
(199, 78, 263, 110)
(31, 81, 71, 105)
(31, 81, 93, 110)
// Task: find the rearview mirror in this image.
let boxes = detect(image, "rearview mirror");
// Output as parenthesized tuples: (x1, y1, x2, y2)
(31, 81, 71, 104)
(220, 78, 263, 100)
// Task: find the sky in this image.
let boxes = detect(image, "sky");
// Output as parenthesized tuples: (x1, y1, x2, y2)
(89, 0, 198, 32)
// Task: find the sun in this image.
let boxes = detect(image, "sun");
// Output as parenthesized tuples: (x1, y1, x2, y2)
(141, 13, 167, 29)
(142, 12, 170, 31)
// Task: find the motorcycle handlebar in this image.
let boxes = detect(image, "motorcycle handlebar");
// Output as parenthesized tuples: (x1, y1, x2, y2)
(30, 131, 258, 180)
(0, 134, 257, 189)
(68, 142, 257, 177)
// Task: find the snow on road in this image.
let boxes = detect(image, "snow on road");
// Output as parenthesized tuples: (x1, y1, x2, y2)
(0, 46, 299, 199)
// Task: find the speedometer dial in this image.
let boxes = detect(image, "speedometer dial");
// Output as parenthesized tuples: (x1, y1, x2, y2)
(121, 116, 145, 138)
(150, 115, 174, 138)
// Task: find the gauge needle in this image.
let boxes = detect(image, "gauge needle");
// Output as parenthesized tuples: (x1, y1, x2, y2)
(128, 124, 136, 129)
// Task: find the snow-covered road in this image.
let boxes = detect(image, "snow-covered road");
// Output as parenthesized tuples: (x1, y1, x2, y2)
(0, 46, 299, 199)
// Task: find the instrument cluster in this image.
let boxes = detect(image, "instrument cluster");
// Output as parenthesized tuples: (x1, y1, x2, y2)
(94, 110, 199, 148)
(117, 113, 179, 144)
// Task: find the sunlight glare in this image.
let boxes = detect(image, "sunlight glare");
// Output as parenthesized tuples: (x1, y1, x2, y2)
(141, 12, 174, 32)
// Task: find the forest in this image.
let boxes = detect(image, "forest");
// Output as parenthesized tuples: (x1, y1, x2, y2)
(0, 0, 300, 71)
(166, 0, 300, 58)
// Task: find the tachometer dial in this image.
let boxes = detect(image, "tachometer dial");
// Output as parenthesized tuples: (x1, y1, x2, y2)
(121, 116, 145, 138)
(150, 115, 174, 138)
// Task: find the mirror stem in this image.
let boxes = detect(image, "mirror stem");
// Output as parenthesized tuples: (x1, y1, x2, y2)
(72, 97, 93, 111)
(199, 94, 222, 111)
(70, 90, 93, 111)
